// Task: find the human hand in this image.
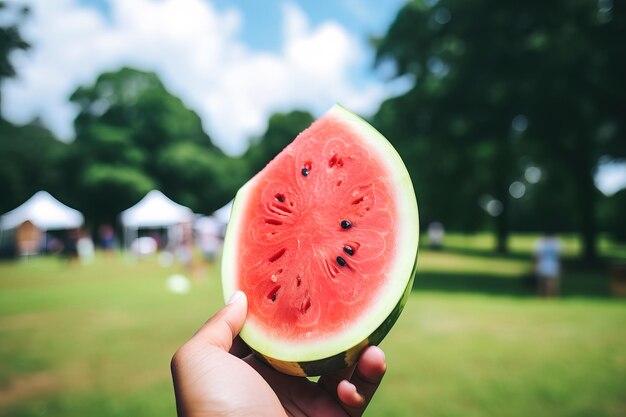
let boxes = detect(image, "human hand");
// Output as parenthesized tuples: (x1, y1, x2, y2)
(171, 291, 387, 417)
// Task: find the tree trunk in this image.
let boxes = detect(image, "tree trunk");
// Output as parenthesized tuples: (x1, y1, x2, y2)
(567, 128, 599, 264)
(495, 212, 509, 253)
(577, 167, 598, 263)
(493, 136, 511, 254)
(494, 186, 509, 254)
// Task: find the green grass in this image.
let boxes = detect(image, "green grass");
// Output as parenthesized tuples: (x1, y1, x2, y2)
(0, 236, 625, 417)
(374, 294, 625, 417)
(0, 255, 223, 417)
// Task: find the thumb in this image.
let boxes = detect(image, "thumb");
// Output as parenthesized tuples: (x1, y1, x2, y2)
(192, 290, 248, 352)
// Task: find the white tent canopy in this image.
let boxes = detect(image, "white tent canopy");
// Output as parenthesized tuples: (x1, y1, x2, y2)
(120, 190, 193, 253)
(120, 190, 193, 228)
(0, 191, 84, 231)
(213, 199, 233, 224)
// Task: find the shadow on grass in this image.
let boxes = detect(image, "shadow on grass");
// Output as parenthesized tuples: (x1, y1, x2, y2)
(413, 270, 612, 298)
(439, 245, 623, 267)
(438, 246, 532, 261)
(413, 271, 532, 297)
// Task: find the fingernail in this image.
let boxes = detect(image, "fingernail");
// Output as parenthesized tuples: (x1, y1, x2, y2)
(227, 290, 244, 305)
(372, 345, 386, 361)
(349, 383, 365, 406)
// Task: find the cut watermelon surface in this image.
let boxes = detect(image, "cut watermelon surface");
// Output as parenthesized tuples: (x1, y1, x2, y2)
(222, 104, 418, 376)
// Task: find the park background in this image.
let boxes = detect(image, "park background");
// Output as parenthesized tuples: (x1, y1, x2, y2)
(1, 0, 625, 416)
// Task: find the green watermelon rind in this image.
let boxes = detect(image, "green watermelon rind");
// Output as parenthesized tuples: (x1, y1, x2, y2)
(222, 104, 419, 369)
(253, 254, 417, 377)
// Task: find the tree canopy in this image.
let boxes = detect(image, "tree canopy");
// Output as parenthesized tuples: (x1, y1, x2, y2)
(0, 119, 66, 214)
(65, 68, 246, 225)
(243, 110, 314, 178)
(374, 0, 626, 260)
(0, 1, 30, 119)
(1, 0, 624, 259)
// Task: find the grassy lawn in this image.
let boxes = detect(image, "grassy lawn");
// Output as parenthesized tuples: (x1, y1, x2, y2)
(0, 236, 624, 417)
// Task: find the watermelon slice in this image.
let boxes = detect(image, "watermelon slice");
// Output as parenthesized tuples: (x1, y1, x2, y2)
(222, 104, 419, 376)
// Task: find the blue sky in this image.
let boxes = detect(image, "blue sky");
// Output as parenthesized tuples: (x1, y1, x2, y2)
(211, 0, 406, 51)
(79, 0, 406, 52)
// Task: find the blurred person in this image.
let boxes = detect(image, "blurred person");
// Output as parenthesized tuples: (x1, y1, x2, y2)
(198, 232, 221, 263)
(534, 231, 562, 297)
(130, 236, 158, 257)
(195, 217, 222, 262)
(98, 224, 116, 252)
(175, 222, 194, 270)
(77, 229, 95, 264)
(62, 228, 80, 261)
(171, 291, 386, 417)
(151, 231, 164, 250)
(46, 236, 64, 254)
(427, 221, 445, 250)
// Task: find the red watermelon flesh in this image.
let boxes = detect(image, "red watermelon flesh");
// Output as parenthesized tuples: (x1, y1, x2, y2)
(222, 104, 418, 372)
(239, 117, 397, 341)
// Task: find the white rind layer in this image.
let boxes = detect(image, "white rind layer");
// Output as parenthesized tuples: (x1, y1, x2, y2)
(222, 104, 419, 362)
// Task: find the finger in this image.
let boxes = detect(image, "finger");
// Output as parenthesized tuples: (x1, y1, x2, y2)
(191, 290, 248, 352)
(318, 363, 355, 399)
(229, 335, 252, 358)
(340, 346, 387, 417)
(337, 380, 365, 408)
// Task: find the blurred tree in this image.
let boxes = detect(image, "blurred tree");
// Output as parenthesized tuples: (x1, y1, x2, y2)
(0, 3, 68, 218)
(507, 161, 579, 234)
(0, 1, 30, 120)
(598, 189, 626, 242)
(157, 141, 246, 212)
(374, 92, 491, 234)
(244, 110, 314, 177)
(374, 0, 626, 260)
(68, 67, 244, 226)
(0, 119, 66, 213)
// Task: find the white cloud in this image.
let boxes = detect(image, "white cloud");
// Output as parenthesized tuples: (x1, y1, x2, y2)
(3, 0, 407, 155)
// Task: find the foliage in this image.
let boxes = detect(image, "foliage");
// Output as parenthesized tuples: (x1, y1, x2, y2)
(374, 0, 626, 260)
(244, 110, 314, 177)
(598, 189, 626, 242)
(157, 142, 246, 211)
(0, 119, 67, 214)
(0, 1, 30, 118)
(2, 0, 624, 257)
(0, 65, 311, 230)
(66, 68, 246, 225)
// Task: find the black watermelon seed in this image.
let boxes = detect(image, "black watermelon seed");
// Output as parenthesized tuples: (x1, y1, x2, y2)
(336, 256, 347, 267)
(301, 167, 309, 177)
(276, 195, 284, 202)
(343, 245, 354, 256)
(340, 220, 352, 229)
(267, 285, 281, 302)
